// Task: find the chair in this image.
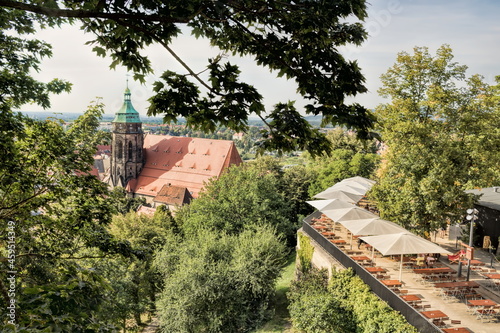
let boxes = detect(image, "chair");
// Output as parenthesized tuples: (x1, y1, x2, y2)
(412, 303, 423, 310)
(450, 319, 461, 325)
(476, 307, 496, 322)
(464, 292, 482, 305)
(432, 319, 446, 328)
(415, 257, 425, 268)
(447, 249, 465, 264)
(466, 302, 478, 313)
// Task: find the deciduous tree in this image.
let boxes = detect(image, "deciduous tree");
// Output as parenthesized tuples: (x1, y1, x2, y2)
(306, 129, 380, 197)
(0, 13, 130, 327)
(154, 226, 286, 333)
(370, 45, 500, 234)
(177, 159, 297, 246)
(0, 0, 374, 156)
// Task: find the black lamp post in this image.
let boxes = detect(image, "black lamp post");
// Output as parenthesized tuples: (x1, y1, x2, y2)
(465, 208, 478, 281)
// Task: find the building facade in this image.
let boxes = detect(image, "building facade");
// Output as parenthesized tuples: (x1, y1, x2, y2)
(110, 87, 145, 187)
(108, 87, 243, 207)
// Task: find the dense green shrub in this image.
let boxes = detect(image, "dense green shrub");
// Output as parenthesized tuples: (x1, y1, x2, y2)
(154, 226, 286, 332)
(288, 268, 354, 333)
(329, 269, 417, 333)
(297, 232, 315, 274)
(288, 266, 417, 333)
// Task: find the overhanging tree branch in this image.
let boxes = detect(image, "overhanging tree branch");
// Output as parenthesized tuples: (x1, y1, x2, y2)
(0, 0, 190, 23)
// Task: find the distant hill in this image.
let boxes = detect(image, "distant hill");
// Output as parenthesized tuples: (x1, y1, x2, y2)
(20, 111, 328, 127)
(20, 111, 163, 123)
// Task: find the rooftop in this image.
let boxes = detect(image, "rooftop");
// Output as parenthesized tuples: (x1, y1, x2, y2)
(126, 134, 242, 198)
(466, 187, 500, 211)
(112, 88, 141, 123)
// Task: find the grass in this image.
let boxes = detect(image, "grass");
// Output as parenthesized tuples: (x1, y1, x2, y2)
(253, 252, 297, 333)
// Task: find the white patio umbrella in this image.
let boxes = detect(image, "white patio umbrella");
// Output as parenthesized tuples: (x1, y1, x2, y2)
(316, 183, 367, 196)
(341, 218, 408, 236)
(360, 232, 452, 281)
(342, 176, 376, 185)
(332, 182, 369, 192)
(313, 190, 364, 203)
(306, 198, 357, 211)
(323, 206, 378, 222)
(340, 218, 408, 253)
(338, 179, 374, 190)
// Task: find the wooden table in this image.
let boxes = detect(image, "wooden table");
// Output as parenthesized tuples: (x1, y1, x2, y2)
(351, 255, 371, 262)
(321, 231, 336, 238)
(381, 280, 403, 288)
(365, 267, 386, 274)
(442, 328, 470, 333)
(330, 239, 346, 245)
(434, 281, 479, 289)
(460, 259, 485, 266)
(401, 294, 421, 303)
(413, 267, 455, 274)
(484, 273, 500, 279)
(468, 299, 497, 307)
(421, 310, 449, 320)
(313, 225, 328, 230)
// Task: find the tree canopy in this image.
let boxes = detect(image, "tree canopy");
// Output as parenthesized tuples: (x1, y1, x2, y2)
(154, 226, 286, 332)
(177, 157, 300, 246)
(306, 128, 380, 197)
(370, 45, 500, 234)
(0, 0, 374, 156)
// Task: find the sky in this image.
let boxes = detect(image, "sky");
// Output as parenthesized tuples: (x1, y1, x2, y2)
(19, 0, 500, 116)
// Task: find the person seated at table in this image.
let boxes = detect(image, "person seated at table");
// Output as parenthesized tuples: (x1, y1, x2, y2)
(425, 255, 435, 267)
(447, 249, 465, 264)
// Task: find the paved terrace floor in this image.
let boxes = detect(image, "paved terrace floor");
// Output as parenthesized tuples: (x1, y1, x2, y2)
(307, 223, 500, 333)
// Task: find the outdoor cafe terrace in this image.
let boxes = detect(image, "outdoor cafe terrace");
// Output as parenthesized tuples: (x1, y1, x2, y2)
(301, 212, 500, 333)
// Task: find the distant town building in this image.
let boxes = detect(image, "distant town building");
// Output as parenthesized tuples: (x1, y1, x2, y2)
(104, 87, 243, 208)
(232, 132, 244, 140)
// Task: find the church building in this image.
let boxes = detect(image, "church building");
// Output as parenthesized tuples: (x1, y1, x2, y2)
(110, 86, 145, 187)
(108, 87, 243, 209)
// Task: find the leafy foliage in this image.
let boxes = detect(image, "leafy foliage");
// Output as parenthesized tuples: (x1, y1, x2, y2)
(288, 267, 416, 333)
(0, 105, 134, 330)
(297, 232, 314, 275)
(177, 158, 298, 246)
(108, 187, 147, 215)
(154, 227, 286, 333)
(0, 0, 375, 156)
(328, 269, 417, 333)
(0, 7, 137, 330)
(288, 268, 353, 333)
(370, 45, 500, 234)
(306, 129, 380, 197)
(89, 208, 177, 328)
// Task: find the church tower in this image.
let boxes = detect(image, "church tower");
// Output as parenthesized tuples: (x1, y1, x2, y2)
(110, 86, 144, 187)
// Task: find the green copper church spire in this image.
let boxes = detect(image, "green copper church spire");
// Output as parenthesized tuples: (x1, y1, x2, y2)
(113, 82, 141, 123)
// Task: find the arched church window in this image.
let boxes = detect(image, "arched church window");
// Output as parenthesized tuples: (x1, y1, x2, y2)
(128, 141, 133, 161)
(117, 142, 123, 159)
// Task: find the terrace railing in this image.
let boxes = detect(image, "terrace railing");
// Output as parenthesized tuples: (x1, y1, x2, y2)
(302, 216, 442, 333)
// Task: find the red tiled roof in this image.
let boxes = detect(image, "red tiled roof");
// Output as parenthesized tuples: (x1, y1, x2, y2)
(96, 145, 111, 156)
(129, 135, 242, 198)
(154, 184, 193, 206)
